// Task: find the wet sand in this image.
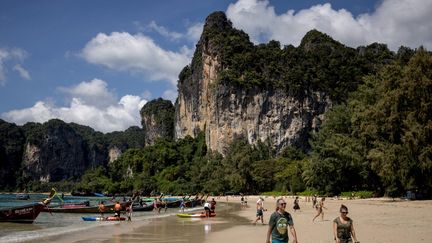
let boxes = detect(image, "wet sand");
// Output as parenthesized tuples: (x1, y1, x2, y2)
(35, 196, 432, 243)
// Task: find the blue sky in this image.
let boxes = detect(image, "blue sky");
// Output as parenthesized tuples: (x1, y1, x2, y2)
(1, 0, 431, 132)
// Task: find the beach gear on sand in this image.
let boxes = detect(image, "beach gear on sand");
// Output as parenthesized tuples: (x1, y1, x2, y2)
(176, 212, 216, 218)
(82, 216, 126, 221)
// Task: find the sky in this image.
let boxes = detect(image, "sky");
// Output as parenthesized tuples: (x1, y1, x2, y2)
(1, 0, 431, 133)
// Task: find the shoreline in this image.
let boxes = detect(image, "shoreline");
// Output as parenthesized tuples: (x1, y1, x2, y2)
(6, 196, 432, 242)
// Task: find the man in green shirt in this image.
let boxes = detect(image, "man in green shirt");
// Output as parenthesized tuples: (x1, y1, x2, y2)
(266, 198, 298, 243)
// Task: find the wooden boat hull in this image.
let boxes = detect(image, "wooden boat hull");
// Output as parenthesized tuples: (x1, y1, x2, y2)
(16, 194, 30, 200)
(132, 204, 153, 211)
(0, 203, 46, 223)
(176, 212, 216, 218)
(44, 201, 131, 213)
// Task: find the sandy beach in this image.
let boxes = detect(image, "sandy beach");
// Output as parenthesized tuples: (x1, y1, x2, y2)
(205, 196, 432, 243)
(32, 196, 432, 243)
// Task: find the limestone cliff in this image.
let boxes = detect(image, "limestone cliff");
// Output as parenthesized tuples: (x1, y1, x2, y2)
(175, 12, 332, 154)
(0, 120, 25, 189)
(140, 98, 175, 146)
(21, 119, 89, 182)
(0, 119, 146, 189)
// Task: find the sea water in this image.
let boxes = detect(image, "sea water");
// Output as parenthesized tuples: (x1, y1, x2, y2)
(0, 194, 202, 243)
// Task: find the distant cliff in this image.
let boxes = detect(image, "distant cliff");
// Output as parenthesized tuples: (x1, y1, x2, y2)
(0, 119, 145, 189)
(175, 11, 393, 154)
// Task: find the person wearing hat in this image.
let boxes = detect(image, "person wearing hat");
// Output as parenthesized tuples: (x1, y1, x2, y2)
(253, 197, 266, 224)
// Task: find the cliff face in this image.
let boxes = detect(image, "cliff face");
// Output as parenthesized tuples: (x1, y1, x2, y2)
(0, 119, 146, 189)
(175, 12, 332, 154)
(22, 120, 89, 182)
(140, 98, 175, 146)
(0, 120, 25, 189)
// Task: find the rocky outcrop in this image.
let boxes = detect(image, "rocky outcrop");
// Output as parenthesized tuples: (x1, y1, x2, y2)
(22, 119, 89, 182)
(175, 12, 332, 154)
(140, 98, 175, 146)
(108, 146, 122, 163)
(0, 120, 25, 189)
(0, 119, 146, 189)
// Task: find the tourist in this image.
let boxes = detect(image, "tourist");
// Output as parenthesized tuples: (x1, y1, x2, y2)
(126, 205, 133, 221)
(210, 198, 217, 213)
(114, 201, 122, 218)
(313, 197, 327, 222)
(180, 199, 186, 212)
(293, 196, 300, 212)
(266, 198, 298, 243)
(253, 197, 266, 224)
(98, 201, 106, 218)
(312, 195, 317, 209)
(203, 200, 211, 217)
(333, 204, 360, 243)
(153, 198, 159, 214)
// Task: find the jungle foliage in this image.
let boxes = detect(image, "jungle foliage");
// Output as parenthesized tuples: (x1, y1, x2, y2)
(74, 49, 431, 198)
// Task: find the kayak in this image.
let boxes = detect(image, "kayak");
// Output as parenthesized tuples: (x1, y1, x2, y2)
(82, 216, 126, 221)
(176, 212, 216, 218)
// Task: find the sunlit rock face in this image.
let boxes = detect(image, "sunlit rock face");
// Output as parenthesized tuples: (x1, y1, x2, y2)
(140, 98, 175, 146)
(175, 12, 331, 155)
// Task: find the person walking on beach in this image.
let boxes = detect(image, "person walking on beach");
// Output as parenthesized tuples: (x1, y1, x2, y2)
(180, 199, 186, 212)
(253, 197, 266, 224)
(126, 205, 133, 221)
(293, 196, 300, 212)
(266, 198, 298, 243)
(312, 197, 326, 222)
(312, 195, 317, 209)
(153, 198, 159, 214)
(98, 201, 106, 218)
(333, 205, 360, 243)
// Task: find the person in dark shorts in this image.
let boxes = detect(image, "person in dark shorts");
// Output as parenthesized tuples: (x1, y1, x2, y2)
(204, 201, 211, 217)
(266, 198, 298, 243)
(98, 201, 106, 218)
(114, 201, 122, 218)
(293, 196, 300, 212)
(253, 197, 266, 224)
(333, 204, 360, 243)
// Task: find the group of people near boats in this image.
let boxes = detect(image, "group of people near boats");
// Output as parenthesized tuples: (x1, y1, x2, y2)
(252, 196, 360, 243)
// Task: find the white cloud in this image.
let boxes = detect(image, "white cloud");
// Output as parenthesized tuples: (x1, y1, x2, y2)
(1, 79, 147, 133)
(162, 89, 177, 103)
(81, 32, 191, 85)
(141, 90, 153, 100)
(58, 78, 116, 108)
(13, 64, 31, 80)
(0, 47, 30, 85)
(186, 22, 204, 43)
(226, 0, 432, 50)
(148, 21, 183, 40)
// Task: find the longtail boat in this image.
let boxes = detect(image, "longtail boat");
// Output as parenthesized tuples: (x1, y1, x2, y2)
(44, 201, 131, 213)
(0, 202, 47, 223)
(0, 189, 56, 223)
